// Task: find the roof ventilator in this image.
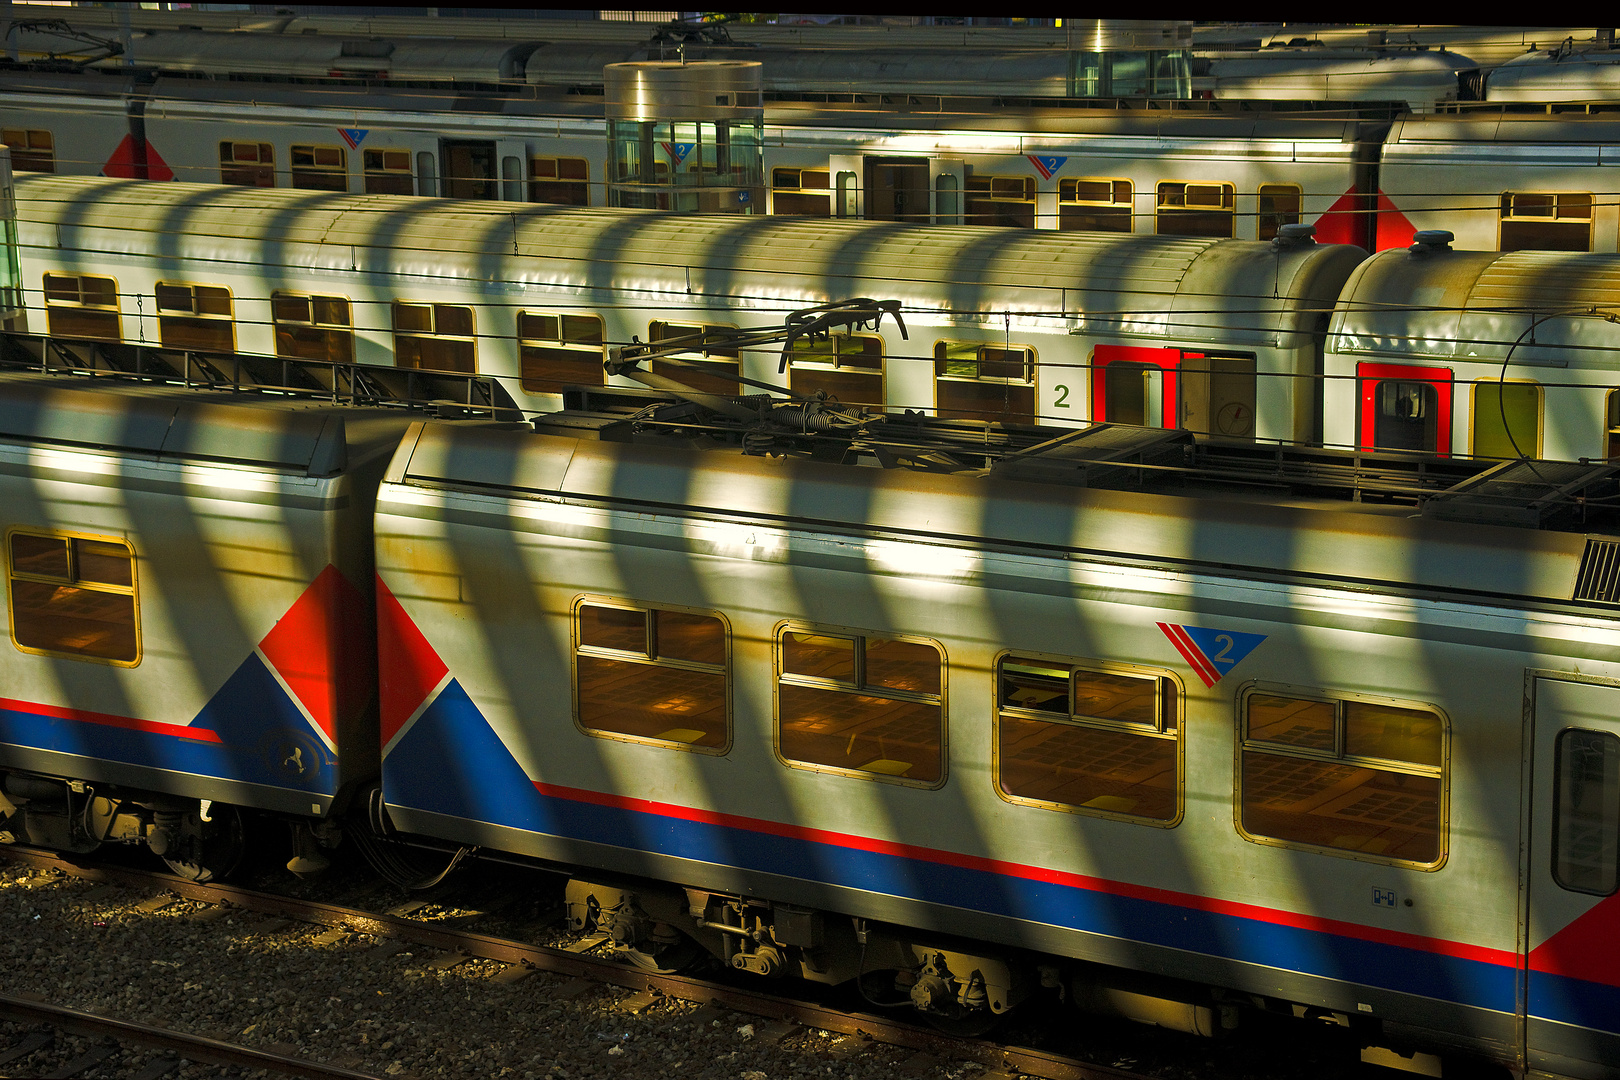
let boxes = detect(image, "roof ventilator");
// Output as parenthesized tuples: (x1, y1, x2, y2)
(1574, 539, 1620, 603)
(1271, 223, 1316, 250)
(1410, 230, 1454, 255)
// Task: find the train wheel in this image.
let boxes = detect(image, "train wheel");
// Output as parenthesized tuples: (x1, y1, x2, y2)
(155, 804, 246, 883)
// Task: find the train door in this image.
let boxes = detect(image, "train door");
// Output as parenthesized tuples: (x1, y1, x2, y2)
(1357, 362, 1453, 455)
(1091, 344, 1176, 428)
(864, 156, 930, 223)
(441, 139, 497, 200)
(828, 154, 861, 219)
(933, 158, 965, 225)
(496, 138, 527, 202)
(1180, 352, 1257, 439)
(1525, 676, 1620, 1077)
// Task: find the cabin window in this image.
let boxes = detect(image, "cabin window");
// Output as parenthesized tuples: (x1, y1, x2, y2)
(1240, 688, 1446, 867)
(776, 625, 944, 785)
(1500, 192, 1592, 253)
(518, 311, 604, 395)
(362, 148, 413, 195)
(529, 157, 590, 205)
(273, 292, 353, 365)
(1156, 181, 1235, 237)
(573, 599, 729, 751)
(772, 167, 831, 216)
(290, 144, 347, 192)
(996, 654, 1181, 823)
(43, 273, 120, 341)
(648, 320, 740, 396)
(392, 302, 475, 374)
(219, 141, 274, 187)
(155, 283, 234, 352)
(785, 334, 884, 409)
(1257, 183, 1302, 241)
(965, 173, 1036, 228)
(8, 531, 138, 665)
(934, 341, 1035, 423)
(1471, 380, 1541, 459)
(1059, 178, 1132, 232)
(3, 128, 54, 173)
(1553, 728, 1620, 895)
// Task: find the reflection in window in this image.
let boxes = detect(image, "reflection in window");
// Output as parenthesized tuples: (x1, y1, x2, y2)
(1553, 728, 1619, 895)
(43, 273, 120, 341)
(393, 302, 476, 374)
(518, 311, 604, 394)
(772, 167, 831, 216)
(220, 141, 273, 187)
(574, 600, 728, 750)
(8, 532, 138, 663)
(291, 144, 347, 192)
(155, 282, 234, 352)
(997, 655, 1179, 822)
(530, 157, 590, 205)
(785, 334, 883, 409)
(274, 292, 353, 364)
(1059, 178, 1132, 232)
(1374, 379, 1439, 452)
(1156, 181, 1235, 237)
(1241, 690, 1445, 865)
(965, 174, 1036, 228)
(363, 149, 413, 195)
(776, 627, 943, 784)
(934, 341, 1035, 423)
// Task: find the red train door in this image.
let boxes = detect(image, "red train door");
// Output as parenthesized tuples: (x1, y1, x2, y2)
(1357, 362, 1453, 455)
(1525, 676, 1620, 1076)
(1092, 345, 1256, 436)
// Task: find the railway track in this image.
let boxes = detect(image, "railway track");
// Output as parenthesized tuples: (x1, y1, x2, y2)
(0, 846, 1143, 1080)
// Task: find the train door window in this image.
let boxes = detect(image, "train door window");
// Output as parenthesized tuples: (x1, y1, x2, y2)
(1179, 352, 1257, 439)
(786, 334, 884, 409)
(518, 311, 604, 394)
(936, 173, 960, 225)
(1500, 192, 1592, 252)
(362, 149, 413, 195)
(775, 624, 944, 786)
(1257, 183, 1302, 241)
(43, 273, 120, 341)
(393, 302, 476, 374)
(648, 320, 740, 395)
(772, 167, 830, 216)
(154, 283, 234, 352)
(219, 141, 273, 187)
(1608, 391, 1620, 459)
(273, 292, 353, 364)
(573, 598, 730, 752)
(501, 155, 523, 202)
(1358, 363, 1452, 454)
(1552, 728, 1620, 895)
(934, 341, 1035, 423)
(416, 151, 437, 197)
(1058, 178, 1132, 232)
(8, 531, 138, 665)
(1471, 379, 1542, 459)
(443, 140, 497, 200)
(1156, 181, 1235, 238)
(1091, 344, 1178, 428)
(996, 654, 1181, 824)
(3, 129, 54, 173)
(291, 145, 347, 192)
(965, 173, 1037, 228)
(865, 157, 929, 222)
(1239, 688, 1446, 867)
(529, 157, 590, 206)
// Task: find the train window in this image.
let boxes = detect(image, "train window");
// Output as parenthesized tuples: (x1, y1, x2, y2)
(2, 129, 54, 173)
(518, 311, 604, 394)
(529, 157, 590, 206)
(573, 598, 729, 752)
(1500, 191, 1592, 253)
(1552, 728, 1620, 896)
(934, 341, 1035, 424)
(996, 654, 1181, 824)
(154, 283, 234, 353)
(393, 302, 476, 374)
(219, 141, 274, 187)
(43, 273, 120, 341)
(1471, 380, 1541, 459)
(290, 145, 347, 192)
(1058, 178, 1132, 232)
(649, 320, 740, 395)
(1257, 184, 1302, 242)
(362, 149, 413, 195)
(1156, 181, 1235, 238)
(273, 292, 353, 365)
(8, 530, 138, 665)
(1239, 689, 1446, 867)
(1358, 363, 1452, 454)
(775, 625, 944, 786)
(772, 168, 831, 216)
(785, 334, 884, 409)
(965, 173, 1036, 228)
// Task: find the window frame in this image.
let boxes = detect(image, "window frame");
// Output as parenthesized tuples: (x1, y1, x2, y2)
(570, 595, 732, 754)
(290, 144, 349, 192)
(964, 172, 1038, 228)
(154, 281, 235, 353)
(992, 650, 1184, 827)
(1499, 190, 1593, 253)
(1469, 377, 1543, 459)
(649, 319, 742, 396)
(361, 148, 414, 195)
(932, 339, 1037, 424)
(1552, 726, 1620, 897)
(517, 309, 605, 395)
(772, 621, 947, 789)
(4, 128, 55, 173)
(771, 166, 832, 216)
(1257, 183, 1303, 242)
(1235, 682, 1449, 870)
(784, 332, 885, 409)
(219, 140, 274, 187)
(6, 527, 140, 667)
(528, 156, 591, 206)
(272, 291, 354, 365)
(392, 300, 477, 375)
(42, 272, 121, 342)
(1155, 180, 1236, 238)
(1058, 177, 1133, 233)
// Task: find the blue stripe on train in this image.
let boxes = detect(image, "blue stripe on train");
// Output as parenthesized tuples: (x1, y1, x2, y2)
(385, 681, 1535, 1024)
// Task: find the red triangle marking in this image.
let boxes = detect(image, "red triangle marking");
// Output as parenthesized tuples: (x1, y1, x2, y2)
(1529, 889, 1620, 986)
(1310, 187, 1417, 251)
(257, 565, 374, 744)
(376, 574, 449, 749)
(101, 134, 174, 182)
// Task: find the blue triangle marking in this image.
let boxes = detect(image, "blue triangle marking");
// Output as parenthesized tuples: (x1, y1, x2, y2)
(1037, 155, 1067, 174)
(668, 142, 694, 164)
(1178, 626, 1267, 679)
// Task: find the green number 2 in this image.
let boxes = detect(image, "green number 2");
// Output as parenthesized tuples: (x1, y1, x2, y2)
(1054, 384, 1070, 408)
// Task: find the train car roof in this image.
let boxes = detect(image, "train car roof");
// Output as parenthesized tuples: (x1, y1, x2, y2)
(13, 175, 1365, 347)
(1388, 111, 1620, 144)
(1328, 245, 1620, 367)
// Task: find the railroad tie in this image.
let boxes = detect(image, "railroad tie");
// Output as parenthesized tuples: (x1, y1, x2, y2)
(491, 961, 537, 985)
(0, 1028, 54, 1066)
(561, 932, 609, 954)
(40, 1038, 119, 1080)
(132, 894, 178, 914)
(615, 990, 660, 1014)
(126, 1055, 182, 1080)
(426, 950, 473, 972)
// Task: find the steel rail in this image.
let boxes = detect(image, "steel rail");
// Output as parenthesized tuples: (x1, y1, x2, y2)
(1, 846, 1135, 1080)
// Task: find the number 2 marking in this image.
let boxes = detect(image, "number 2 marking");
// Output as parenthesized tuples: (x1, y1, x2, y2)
(1054, 384, 1070, 408)
(1212, 634, 1235, 663)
